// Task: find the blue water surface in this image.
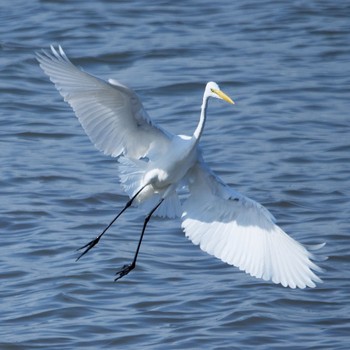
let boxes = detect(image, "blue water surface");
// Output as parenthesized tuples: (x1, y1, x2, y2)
(1, 1, 350, 349)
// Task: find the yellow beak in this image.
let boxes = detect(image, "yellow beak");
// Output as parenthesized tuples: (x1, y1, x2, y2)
(212, 88, 235, 104)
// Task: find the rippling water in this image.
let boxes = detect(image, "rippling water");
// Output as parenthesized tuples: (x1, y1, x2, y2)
(1, 1, 350, 349)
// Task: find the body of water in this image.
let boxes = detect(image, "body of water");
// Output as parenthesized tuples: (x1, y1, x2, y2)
(1, 0, 350, 349)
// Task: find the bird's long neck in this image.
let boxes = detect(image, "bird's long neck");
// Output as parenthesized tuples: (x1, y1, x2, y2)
(193, 95, 208, 142)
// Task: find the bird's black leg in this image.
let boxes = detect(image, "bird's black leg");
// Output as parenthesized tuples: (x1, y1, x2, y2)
(76, 186, 146, 261)
(115, 198, 164, 281)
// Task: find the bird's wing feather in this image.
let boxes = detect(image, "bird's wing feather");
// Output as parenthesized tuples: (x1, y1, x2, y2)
(182, 161, 323, 288)
(37, 46, 172, 160)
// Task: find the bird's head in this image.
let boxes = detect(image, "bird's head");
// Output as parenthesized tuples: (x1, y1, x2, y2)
(206, 81, 235, 104)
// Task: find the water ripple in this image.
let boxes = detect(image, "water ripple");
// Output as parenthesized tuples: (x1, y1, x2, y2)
(1, 0, 350, 349)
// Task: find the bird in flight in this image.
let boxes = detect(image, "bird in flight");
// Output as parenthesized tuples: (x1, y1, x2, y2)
(37, 46, 324, 288)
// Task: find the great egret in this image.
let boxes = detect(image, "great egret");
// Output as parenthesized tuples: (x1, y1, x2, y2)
(37, 46, 324, 288)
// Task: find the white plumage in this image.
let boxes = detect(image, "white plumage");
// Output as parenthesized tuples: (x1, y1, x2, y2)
(37, 46, 324, 287)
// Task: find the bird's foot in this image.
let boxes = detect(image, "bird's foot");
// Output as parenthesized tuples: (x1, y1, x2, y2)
(114, 262, 136, 281)
(76, 236, 100, 261)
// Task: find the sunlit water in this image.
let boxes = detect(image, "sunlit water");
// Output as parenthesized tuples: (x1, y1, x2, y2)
(1, 1, 350, 349)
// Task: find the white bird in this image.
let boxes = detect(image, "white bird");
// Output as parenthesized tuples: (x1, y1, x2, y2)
(37, 46, 324, 288)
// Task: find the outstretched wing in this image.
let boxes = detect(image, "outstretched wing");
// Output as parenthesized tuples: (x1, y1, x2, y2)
(182, 161, 324, 289)
(37, 46, 172, 160)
